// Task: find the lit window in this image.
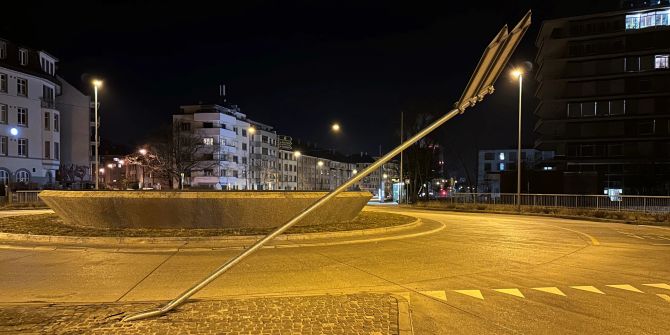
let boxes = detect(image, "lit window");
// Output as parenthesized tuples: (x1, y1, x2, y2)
(499, 163, 505, 171)
(626, 10, 670, 30)
(640, 12, 656, 28)
(626, 14, 640, 29)
(543, 166, 554, 171)
(655, 55, 669, 69)
(203, 137, 214, 146)
(499, 152, 505, 160)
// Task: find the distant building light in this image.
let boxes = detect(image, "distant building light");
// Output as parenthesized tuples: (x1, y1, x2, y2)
(543, 166, 554, 171)
(499, 152, 505, 160)
(499, 163, 505, 171)
(655, 55, 669, 69)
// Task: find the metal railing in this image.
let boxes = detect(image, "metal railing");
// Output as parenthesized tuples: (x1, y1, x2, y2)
(9, 190, 43, 204)
(423, 193, 670, 214)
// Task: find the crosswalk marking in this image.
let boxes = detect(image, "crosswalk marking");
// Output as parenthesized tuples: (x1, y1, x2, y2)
(657, 294, 670, 303)
(570, 286, 605, 294)
(454, 290, 484, 300)
(606, 284, 644, 293)
(531, 287, 566, 296)
(643, 283, 670, 291)
(493, 288, 525, 298)
(420, 290, 447, 302)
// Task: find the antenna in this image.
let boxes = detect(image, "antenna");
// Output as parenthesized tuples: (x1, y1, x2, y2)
(219, 84, 227, 103)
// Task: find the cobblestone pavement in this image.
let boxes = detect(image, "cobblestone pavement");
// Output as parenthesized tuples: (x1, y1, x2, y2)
(0, 293, 401, 335)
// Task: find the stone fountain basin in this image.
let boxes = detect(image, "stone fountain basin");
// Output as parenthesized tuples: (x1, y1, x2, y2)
(39, 190, 372, 229)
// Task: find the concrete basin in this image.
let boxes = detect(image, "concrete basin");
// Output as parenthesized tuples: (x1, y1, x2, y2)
(39, 190, 372, 229)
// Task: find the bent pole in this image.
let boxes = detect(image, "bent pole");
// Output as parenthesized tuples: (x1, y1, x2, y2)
(123, 10, 531, 322)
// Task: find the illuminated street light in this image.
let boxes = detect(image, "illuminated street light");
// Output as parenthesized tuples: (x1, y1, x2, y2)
(293, 151, 301, 158)
(331, 123, 340, 132)
(107, 163, 114, 169)
(511, 67, 524, 211)
(248, 126, 256, 135)
(9, 128, 18, 136)
(352, 169, 358, 175)
(383, 173, 388, 179)
(99, 168, 105, 174)
(139, 148, 148, 155)
(92, 79, 103, 190)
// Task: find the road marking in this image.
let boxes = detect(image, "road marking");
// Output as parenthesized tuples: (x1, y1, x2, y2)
(550, 225, 600, 246)
(531, 287, 566, 296)
(657, 294, 670, 303)
(606, 284, 644, 293)
(643, 283, 670, 291)
(493, 288, 525, 298)
(570, 286, 605, 294)
(420, 290, 447, 302)
(454, 290, 484, 300)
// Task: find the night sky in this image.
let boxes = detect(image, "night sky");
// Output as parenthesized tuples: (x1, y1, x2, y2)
(2, 0, 616, 177)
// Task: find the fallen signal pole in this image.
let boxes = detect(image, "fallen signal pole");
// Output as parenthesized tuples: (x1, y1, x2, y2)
(123, 10, 532, 322)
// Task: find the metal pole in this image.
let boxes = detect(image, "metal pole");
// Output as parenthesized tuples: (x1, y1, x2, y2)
(399, 111, 403, 205)
(123, 104, 477, 322)
(516, 74, 522, 211)
(94, 86, 99, 190)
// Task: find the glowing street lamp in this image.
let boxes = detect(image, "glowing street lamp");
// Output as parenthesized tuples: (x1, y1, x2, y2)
(107, 163, 114, 169)
(139, 148, 148, 155)
(511, 67, 524, 210)
(331, 123, 340, 132)
(92, 79, 103, 190)
(352, 169, 357, 175)
(9, 128, 18, 136)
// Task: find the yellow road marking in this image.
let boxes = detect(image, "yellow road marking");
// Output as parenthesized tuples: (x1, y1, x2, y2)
(493, 288, 525, 298)
(454, 290, 484, 300)
(643, 283, 670, 291)
(657, 294, 670, 303)
(531, 287, 566, 296)
(570, 286, 605, 294)
(420, 290, 447, 302)
(547, 225, 600, 246)
(606, 284, 644, 293)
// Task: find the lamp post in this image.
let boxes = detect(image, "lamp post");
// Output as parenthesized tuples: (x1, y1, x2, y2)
(512, 68, 523, 211)
(92, 79, 103, 189)
(294, 151, 301, 190)
(247, 126, 256, 190)
(316, 160, 324, 190)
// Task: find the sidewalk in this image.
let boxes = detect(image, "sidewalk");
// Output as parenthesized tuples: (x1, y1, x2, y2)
(0, 293, 410, 335)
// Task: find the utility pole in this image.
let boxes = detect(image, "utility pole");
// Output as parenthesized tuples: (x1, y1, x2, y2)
(400, 112, 404, 204)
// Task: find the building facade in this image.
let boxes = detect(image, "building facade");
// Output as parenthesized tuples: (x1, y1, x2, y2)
(0, 38, 60, 189)
(56, 76, 93, 187)
(477, 149, 555, 193)
(174, 104, 251, 190)
(277, 135, 297, 190)
(248, 120, 278, 190)
(535, 4, 670, 194)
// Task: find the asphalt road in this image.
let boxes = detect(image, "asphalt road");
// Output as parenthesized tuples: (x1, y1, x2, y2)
(1, 207, 669, 334)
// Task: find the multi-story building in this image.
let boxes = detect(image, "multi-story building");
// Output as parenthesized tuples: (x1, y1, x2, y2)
(248, 120, 278, 190)
(350, 153, 398, 199)
(56, 77, 93, 187)
(477, 149, 555, 193)
(535, 4, 670, 194)
(0, 38, 60, 189)
(174, 104, 251, 190)
(277, 134, 297, 190)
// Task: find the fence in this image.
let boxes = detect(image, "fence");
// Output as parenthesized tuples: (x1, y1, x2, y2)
(424, 193, 670, 214)
(7, 190, 43, 205)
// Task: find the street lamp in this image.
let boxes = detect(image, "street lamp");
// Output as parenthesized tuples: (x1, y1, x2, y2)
(9, 128, 18, 136)
(331, 123, 340, 132)
(92, 79, 103, 189)
(139, 148, 147, 155)
(511, 68, 523, 211)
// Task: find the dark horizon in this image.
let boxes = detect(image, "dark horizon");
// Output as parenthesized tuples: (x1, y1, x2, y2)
(1, 0, 617, 175)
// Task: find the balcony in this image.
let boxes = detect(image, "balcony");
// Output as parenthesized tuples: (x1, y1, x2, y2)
(40, 98, 56, 109)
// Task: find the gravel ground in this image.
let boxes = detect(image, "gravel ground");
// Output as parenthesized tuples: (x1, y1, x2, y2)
(0, 211, 414, 237)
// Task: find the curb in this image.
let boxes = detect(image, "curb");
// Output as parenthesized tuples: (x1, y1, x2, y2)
(0, 218, 421, 248)
(391, 294, 414, 335)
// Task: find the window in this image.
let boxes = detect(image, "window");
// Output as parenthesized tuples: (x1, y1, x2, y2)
(0, 104, 7, 124)
(233, 156, 238, 163)
(499, 163, 505, 171)
(44, 141, 50, 159)
(18, 49, 28, 65)
(44, 112, 50, 130)
(232, 170, 239, 178)
(0, 136, 7, 155)
(42, 85, 54, 106)
(41, 58, 54, 75)
(638, 120, 655, 135)
(54, 142, 59, 160)
(17, 78, 27, 96)
(17, 108, 27, 126)
(242, 129, 247, 137)
(262, 147, 269, 155)
(18, 138, 28, 156)
(626, 10, 670, 30)
(498, 152, 505, 160)
(0, 73, 6, 93)
(640, 12, 655, 28)
(608, 143, 623, 157)
(242, 143, 247, 151)
(54, 114, 59, 132)
(203, 137, 214, 146)
(16, 171, 30, 183)
(203, 122, 213, 128)
(180, 122, 191, 131)
(655, 55, 669, 69)
(0, 170, 7, 185)
(0, 41, 5, 59)
(203, 169, 213, 176)
(242, 157, 248, 164)
(262, 135, 268, 143)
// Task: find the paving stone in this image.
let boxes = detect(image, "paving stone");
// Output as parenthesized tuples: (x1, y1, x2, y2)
(0, 293, 400, 335)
